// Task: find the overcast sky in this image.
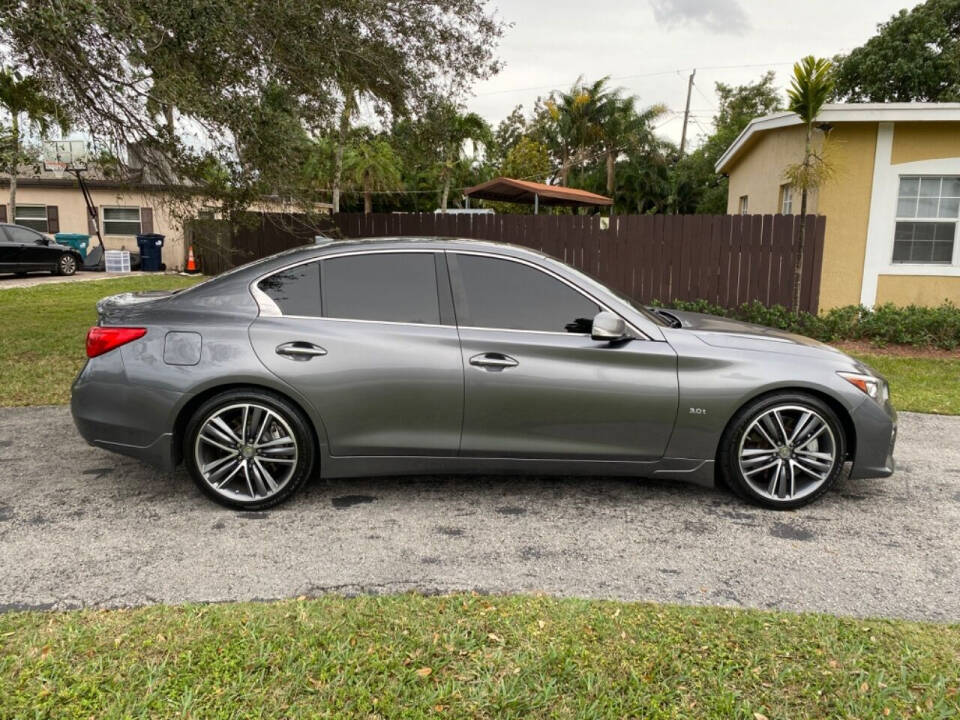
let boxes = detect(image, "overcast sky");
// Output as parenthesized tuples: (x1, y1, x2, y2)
(467, 0, 916, 146)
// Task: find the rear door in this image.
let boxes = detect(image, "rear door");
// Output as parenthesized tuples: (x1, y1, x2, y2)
(450, 251, 678, 461)
(248, 251, 464, 456)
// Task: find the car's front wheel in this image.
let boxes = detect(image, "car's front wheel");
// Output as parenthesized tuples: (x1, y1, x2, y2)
(719, 393, 846, 509)
(183, 389, 316, 510)
(56, 253, 78, 276)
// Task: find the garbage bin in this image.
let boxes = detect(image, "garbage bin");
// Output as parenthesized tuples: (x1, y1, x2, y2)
(54, 233, 90, 259)
(135, 233, 165, 272)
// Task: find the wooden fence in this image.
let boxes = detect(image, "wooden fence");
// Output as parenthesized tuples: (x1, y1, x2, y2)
(333, 213, 827, 313)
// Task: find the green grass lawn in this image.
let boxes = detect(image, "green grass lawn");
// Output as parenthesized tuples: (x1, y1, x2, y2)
(1, 594, 957, 719)
(0, 275, 200, 406)
(851, 353, 960, 415)
(0, 276, 957, 414)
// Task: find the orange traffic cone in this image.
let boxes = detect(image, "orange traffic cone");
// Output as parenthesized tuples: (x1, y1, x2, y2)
(186, 245, 198, 274)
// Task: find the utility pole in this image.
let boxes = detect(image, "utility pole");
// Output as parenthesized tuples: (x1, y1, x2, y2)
(679, 68, 696, 156)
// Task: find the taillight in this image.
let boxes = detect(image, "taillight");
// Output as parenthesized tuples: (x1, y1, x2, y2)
(86, 326, 147, 358)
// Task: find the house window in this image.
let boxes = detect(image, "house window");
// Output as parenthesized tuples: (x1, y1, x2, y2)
(738, 195, 749, 215)
(893, 176, 959, 264)
(779, 184, 793, 214)
(14, 205, 48, 232)
(103, 207, 142, 236)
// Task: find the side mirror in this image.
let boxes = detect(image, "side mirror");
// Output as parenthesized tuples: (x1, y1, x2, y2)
(591, 311, 628, 342)
(37, 237, 51, 245)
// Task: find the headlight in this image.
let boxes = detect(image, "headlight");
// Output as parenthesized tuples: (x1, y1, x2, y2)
(838, 371, 885, 402)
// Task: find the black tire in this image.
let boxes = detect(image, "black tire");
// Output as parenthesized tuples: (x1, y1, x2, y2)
(183, 388, 316, 510)
(56, 253, 78, 276)
(718, 392, 846, 510)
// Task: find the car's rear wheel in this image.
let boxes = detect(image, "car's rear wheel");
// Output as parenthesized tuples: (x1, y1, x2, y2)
(719, 392, 846, 510)
(56, 253, 78, 276)
(183, 389, 315, 510)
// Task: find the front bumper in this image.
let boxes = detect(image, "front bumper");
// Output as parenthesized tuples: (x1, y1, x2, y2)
(848, 396, 897, 479)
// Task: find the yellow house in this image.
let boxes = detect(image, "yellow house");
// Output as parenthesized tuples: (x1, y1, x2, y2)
(716, 103, 960, 309)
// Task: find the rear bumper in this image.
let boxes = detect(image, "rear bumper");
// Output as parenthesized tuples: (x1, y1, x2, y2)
(71, 357, 184, 472)
(848, 397, 897, 479)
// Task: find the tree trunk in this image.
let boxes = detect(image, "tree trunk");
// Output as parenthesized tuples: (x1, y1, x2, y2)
(791, 124, 813, 314)
(605, 150, 615, 196)
(332, 93, 353, 214)
(440, 168, 451, 212)
(363, 171, 373, 214)
(559, 147, 570, 186)
(8, 113, 18, 223)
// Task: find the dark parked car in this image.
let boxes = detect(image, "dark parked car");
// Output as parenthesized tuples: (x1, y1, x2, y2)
(0, 223, 83, 276)
(71, 238, 897, 511)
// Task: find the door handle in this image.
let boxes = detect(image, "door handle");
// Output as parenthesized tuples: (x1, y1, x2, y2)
(276, 342, 327, 360)
(469, 353, 519, 369)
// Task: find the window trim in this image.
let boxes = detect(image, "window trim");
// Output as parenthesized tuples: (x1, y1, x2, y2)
(738, 195, 749, 215)
(13, 204, 49, 232)
(251, 249, 448, 328)
(891, 174, 959, 266)
(447, 250, 621, 337)
(251, 247, 642, 338)
(779, 184, 793, 215)
(102, 205, 142, 236)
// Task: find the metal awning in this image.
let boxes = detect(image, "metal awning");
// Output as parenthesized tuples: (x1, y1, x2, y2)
(463, 177, 613, 210)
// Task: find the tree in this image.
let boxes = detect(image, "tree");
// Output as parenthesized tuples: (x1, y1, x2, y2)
(344, 137, 402, 214)
(834, 0, 960, 102)
(0, 69, 67, 222)
(433, 104, 490, 212)
(673, 72, 782, 213)
(544, 77, 611, 186)
(597, 95, 666, 197)
(784, 56, 835, 314)
(0, 1, 503, 221)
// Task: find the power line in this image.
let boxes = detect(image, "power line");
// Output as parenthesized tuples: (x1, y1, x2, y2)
(472, 61, 794, 98)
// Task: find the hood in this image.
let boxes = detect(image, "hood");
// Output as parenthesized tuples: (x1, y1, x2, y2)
(655, 308, 844, 354)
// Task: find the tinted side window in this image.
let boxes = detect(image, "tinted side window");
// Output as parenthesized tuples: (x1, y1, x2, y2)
(5, 226, 44, 244)
(322, 253, 440, 324)
(258, 261, 321, 317)
(455, 255, 600, 333)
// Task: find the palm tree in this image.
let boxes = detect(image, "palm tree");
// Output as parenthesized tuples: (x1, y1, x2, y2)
(784, 56, 835, 313)
(437, 108, 489, 212)
(0, 69, 67, 221)
(331, 87, 358, 214)
(597, 95, 667, 197)
(344, 137, 402, 214)
(545, 76, 611, 186)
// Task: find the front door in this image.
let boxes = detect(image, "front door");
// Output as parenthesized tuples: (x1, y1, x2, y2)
(4, 225, 51, 268)
(449, 252, 678, 460)
(248, 251, 464, 457)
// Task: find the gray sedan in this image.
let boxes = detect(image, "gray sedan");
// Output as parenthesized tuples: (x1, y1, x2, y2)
(71, 238, 896, 510)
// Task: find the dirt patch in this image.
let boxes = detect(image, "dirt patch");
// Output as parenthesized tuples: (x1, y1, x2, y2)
(830, 340, 960, 360)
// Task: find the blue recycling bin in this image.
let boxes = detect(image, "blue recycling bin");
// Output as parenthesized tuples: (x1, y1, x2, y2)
(54, 233, 90, 259)
(136, 233, 165, 272)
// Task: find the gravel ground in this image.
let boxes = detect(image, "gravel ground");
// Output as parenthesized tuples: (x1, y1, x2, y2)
(0, 406, 957, 621)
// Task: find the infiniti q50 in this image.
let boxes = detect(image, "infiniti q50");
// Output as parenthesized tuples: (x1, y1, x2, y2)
(71, 238, 896, 510)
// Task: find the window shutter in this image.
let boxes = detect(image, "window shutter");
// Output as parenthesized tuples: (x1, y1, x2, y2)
(46, 206, 59, 234)
(0, 205, 6, 222)
(87, 206, 98, 234)
(140, 207, 154, 234)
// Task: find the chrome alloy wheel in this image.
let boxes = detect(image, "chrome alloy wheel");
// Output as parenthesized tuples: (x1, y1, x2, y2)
(737, 404, 838, 503)
(194, 402, 298, 502)
(60, 254, 77, 274)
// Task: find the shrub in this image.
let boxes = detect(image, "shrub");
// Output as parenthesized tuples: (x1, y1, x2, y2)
(653, 299, 960, 350)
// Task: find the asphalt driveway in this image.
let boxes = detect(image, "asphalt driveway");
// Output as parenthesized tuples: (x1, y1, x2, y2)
(0, 406, 957, 621)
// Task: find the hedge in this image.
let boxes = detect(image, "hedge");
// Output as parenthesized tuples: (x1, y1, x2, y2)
(653, 299, 960, 350)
